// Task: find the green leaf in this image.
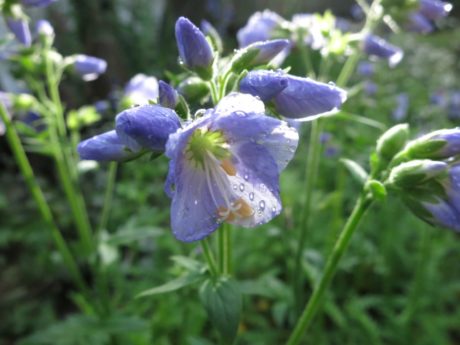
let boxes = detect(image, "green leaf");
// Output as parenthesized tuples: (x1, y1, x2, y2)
(340, 158, 368, 184)
(335, 111, 387, 131)
(136, 272, 205, 298)
(199, 277, 242, 345)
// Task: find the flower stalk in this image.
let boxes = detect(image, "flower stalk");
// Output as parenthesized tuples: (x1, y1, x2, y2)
(287, 194, 373, 345)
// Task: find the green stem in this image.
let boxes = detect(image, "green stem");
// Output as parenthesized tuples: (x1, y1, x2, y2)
(336, 53, 361, 88)
(286, 195, 373, 345)
(201, 239, 219, 277)
(293, 118, 324, 305)
(97, 162, 118, 233)
(41, 51, 94, 254)
(0, 102, 87, 292)
(208, 81, 219, 105)
(217, 223, 231, 276)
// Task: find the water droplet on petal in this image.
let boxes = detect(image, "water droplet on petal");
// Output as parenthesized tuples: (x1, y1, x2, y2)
(249, 192, 255, 201)
(239, 183, 245, 192)
(328, 81, 336, 86)
(235, 110, 246, 117)
(233, 184, 238, 190)
(259, 200, 266, 211)
(244, 174, 249, 181)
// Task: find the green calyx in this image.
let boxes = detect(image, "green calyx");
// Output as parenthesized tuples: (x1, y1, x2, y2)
(186, 128, 229, 168)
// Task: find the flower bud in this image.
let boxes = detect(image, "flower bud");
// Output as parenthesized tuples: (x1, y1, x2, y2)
(115, 104, 181, 152)
(419, 0, 452, 20)
(72, 55, 107, 81)
(240, 70, 347, 120)
(77, 130, 139, 162)
(123, 74, 158, 107)
(159, 81, 179, 109)
(177, 77, 209, 102)
(376, 123, 409, 161)
(406, 128, 460, 159)
(175, 17, 214, 80)
(237, 10, 284, 47)
(363, 35, 403, 67)
(35, 19, 54, 37)
(12, 94, 36, 111)
(388, 159, 448, 188)
(230, 39, 290, 74)
(6, 17, 32, 46)
(407, 12, 434, 34)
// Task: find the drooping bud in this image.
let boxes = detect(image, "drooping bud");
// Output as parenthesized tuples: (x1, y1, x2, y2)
(240, 70, 347, 120)
(419, 0, 452, 20)
(230, 39, 290, 74)
(237, 10, 284, 47)
(6, 17, 32, 46)
(35, 19, 54, 37)
(77, 130, 140, 162)
(407, 12, 434, 34)
(363, 35, 403, 67)
(175, 17, 214, 80)
(159, 81, 179, 109)
(115, 104, 181, 153)
(376, 123, 409, 161)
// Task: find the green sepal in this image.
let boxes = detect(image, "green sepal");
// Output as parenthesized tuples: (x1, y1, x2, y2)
(365, 180, 387, 201)
(199, 277, 242, 345)
(407, 139, 446, 159)
(175, 94, 190, 120)
(230, 48, 260, 74)
(177, 77, 210, 103)
(340, 158, 368, 185)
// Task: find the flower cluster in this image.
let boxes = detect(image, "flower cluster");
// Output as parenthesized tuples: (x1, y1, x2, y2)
(387, 128, 460, 232)
(78, 16, 349, 242)
(408, 0, 452, 34)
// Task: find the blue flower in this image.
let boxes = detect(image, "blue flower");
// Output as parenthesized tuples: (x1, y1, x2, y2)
(6, 17, 32, 46)
(73, 55, 107, 81)
(175, 17, 214, 80)
(115, 104, 181, 153)
(363, 35, 403, 67)
(77, 130, 139, 162)
(237, 10, 284, 48)
(240, 70, 347, 121)
(124, 74, 159, 106)
(21, 0, 58, 7)
(407, 12, 434, 34)
(159, 81, 179, 109)
(164, 92, 298, 242)
(419, 0, 452, 20)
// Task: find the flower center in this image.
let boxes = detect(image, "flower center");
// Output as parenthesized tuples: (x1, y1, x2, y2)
(186, 128, 230, 169)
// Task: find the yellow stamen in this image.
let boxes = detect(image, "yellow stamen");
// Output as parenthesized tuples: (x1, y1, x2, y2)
(217, 198, 254, 222)
(220, 158, 237, 176)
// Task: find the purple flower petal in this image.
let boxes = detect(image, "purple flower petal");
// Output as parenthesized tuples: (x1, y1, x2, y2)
(159, 80, 179, 109)
(74, 55, 107, 81)
(239, 70, 288, 102)
(408, 12, 434, 34)
(124, 74, 158, 105)
(77, 130, 137, 162)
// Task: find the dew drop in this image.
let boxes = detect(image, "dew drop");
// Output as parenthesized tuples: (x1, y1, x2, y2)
(259, 200, 266, 211)
(239, 183, 245, 192)
(235, 110, 246, 117)
(232, 184, 238, 190)
(244, 174, 249, 181)
(249, 192, 255, 201)
(328, 81, 336, 86)
(194, 199, 198, 205)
